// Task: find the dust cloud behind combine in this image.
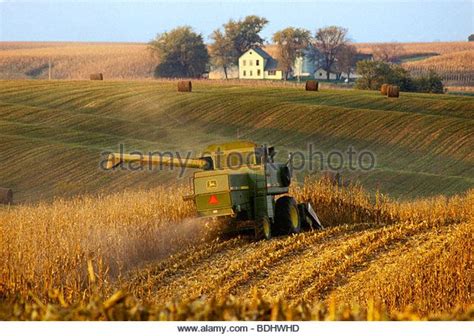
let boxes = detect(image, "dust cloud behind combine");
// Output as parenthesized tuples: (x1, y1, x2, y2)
(118, 217, 225, 268)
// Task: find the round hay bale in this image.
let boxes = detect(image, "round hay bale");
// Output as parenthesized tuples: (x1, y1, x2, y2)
(380, 83, 389, 95)
(90, 73, 104, 80)
(0, 187, 13, 205)
(305, 80, 319, 91)
(387, 85, 400, 98)
(178, 81, 192, 92)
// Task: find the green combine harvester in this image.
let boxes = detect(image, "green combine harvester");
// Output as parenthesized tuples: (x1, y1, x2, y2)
(106, 141, 322, 239)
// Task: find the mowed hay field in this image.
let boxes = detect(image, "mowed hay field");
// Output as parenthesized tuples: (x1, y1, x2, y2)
(0, 80, 473, 202)
(0, 80, 473, 320)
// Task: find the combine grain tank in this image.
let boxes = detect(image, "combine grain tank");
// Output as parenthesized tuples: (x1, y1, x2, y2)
(106, 141, 323, 239)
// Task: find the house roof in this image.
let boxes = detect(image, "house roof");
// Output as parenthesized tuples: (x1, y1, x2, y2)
(315, 67, 337, 74)
(264, 58, 279, 71)
(244, 47, 281, 70)
(251, 47, 272, 59)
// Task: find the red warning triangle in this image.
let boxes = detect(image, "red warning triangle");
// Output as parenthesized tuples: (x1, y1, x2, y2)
(208, 195, 219, 205)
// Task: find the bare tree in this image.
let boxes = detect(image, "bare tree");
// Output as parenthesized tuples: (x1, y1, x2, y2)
(372, 43, 405, 63)
(335, 44, 358, 80)
(209, 29, 235, 79)
(313, 26, 349, 80)
(273, 27, 311, 80)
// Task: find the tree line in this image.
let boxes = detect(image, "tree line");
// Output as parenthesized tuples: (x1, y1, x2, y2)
(356, 61, 444, 93)
(148, 16, 444, 93)
(149, 16, 356, 80)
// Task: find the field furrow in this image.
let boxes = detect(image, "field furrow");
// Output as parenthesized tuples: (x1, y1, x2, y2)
(285, 220, 452, 305)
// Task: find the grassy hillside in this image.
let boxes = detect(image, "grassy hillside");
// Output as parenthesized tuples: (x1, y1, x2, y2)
(0, 80, 473, 202)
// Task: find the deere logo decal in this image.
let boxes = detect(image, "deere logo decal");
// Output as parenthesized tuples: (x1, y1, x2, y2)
(207, 180, 217, 189)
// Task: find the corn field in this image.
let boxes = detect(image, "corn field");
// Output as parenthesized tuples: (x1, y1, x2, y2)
(0, 42, 157, 80)
(1, 41, 473, 86)
(0, 179, 472, 320)
(355, 41, 474, 57)
(403, 50, 474, 85)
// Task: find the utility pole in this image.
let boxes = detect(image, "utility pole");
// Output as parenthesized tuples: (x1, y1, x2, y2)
(48, 57, 52, 80)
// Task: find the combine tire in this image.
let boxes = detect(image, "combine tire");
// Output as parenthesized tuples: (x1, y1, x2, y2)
(279, 166, 291, 187)
(255, 216, 272, 240)
(275, 196, 301, 235)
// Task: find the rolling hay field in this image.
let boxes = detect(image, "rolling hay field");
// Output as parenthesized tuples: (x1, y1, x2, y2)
(0, 179, 472, 320)
(0, 80, 473, 202)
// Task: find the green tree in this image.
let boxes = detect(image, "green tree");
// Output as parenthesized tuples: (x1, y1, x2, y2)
(355, 60, 443, 93)
(414, 70, 444, 93)
(387, 64, 415, 91)
(224, 16, 268, 62)
(355, 60, 414, 91)
(209, 16, 268, 77)
(314, 26, 349, 80)
(468, 34, 474, 42)
(355, 60, 391, 90)
(273, 27, 311, 80)
(149, 26, 209, 78)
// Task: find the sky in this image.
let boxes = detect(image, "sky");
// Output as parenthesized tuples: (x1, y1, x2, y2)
(0, 0, 472, 43)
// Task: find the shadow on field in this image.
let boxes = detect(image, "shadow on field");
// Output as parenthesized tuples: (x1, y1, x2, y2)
(25, 63, 50, 78)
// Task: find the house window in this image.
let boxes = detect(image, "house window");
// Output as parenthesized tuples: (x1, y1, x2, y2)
(243, 70, 246, 77)
(268, 70, 276, 76)
(250, 70, 253, 76)
(256, 60, 260, 66)
(257, 69, 261, 76)
(243, 60, 246, 66)
(319, 72, 323, 76)
(249, 60, 253, 66)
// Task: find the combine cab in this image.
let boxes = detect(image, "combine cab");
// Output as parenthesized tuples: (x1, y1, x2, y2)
(106, 141, 322, 239)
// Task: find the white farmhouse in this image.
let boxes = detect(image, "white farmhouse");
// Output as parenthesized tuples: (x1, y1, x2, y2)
(238, 47, 283, 80)
(314, 68, 339, 80)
